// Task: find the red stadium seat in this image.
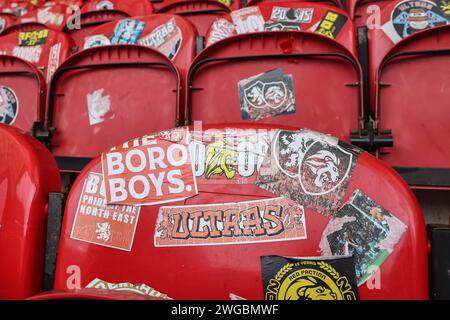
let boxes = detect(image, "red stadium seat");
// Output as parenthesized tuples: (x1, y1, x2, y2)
(46, 45, 180, 171)
(65, 0, 154, 49)
(0, 27, 74, 82)
(47, 124, 427, 299)
(2, 1, 33, 17)
(190, 27, 361, 142)
(154, 0, 240, 12)
(0, 124, 60, 299)
(375, 25, 450, 188)
(158, 0, 231, 37)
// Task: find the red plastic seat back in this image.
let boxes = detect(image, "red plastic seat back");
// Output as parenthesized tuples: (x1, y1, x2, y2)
(18, 4, 73, 30)
(2, 1, 33, 17)
(376, 25, 450, 188)
(0, 124, 60, 299)
(47, 45, 180, 171)
(0, 28, 74, 82)
(81, 14, 197, 80)
(52, 124, 427, 299)
(205, 2, 356, 54)
(0, 55, 46, 132)
(188, 31, 362, 142)
(158, 0, 231, 36)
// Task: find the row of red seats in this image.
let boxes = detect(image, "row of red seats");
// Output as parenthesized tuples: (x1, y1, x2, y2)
(2, 1, 450, 188)
(0, 123, 428, 299)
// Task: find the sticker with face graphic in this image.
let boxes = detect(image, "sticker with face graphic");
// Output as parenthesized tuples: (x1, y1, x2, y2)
(110, 19, 145, 44)
(96, 0, 114, 10)
(239, 69, 296, 121)
(138, 19, 182, 60)
(255, 129, 362, 215)
(319, 190, 407, 285)
(383, 0, 449, 43)
(0, 85, 18, 125)
(261, 255, 359, 300)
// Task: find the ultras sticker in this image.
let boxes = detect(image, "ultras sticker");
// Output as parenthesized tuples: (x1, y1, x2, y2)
(138, 18, 182, 60)
(70, 172, 141, 251)
(261, 255, 359, 300)
(154, 197, 306, 247)
(319, 190, 407, 286)
(255, 129, 361, 215)
(238, 69, 296, 121)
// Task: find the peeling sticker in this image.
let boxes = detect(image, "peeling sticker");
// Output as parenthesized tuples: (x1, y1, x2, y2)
(87, 88, 112, 125)
(261, 255, 359, 300)
(154, 197, 306, 247)
(239, 68, 296, 121)
(256, 129, 361, 215)
(86, 278, 172, 299)
(319, 190, 407, 285)
(70, 172, 141, 251)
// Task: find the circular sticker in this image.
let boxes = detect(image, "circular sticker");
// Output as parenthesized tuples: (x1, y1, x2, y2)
(391, 0, 449, 39)
(83, 34, 111, 49)
(96, 0, 114, 10)
(0, 86, 19, 125)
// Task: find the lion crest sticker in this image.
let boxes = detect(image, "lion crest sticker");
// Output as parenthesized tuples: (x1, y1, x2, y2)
(256, 129, 361, 215)
(0, 85, 19, 125)
(261, 255, 359, 300)
(239, 69, 296, 121)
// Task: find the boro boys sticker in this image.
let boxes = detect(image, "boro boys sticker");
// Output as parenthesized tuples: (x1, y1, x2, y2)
(154, 197, 306, 247)
(320, 190, 407, 285)
(189, 128, 270, 184)
(111, 19, 145, 44)
(262, 255, 359, 300)
(314, 10, 348, 39)
(0, 85, 18, 125)
(70, 172, 141, 251)
(382, 0, 448, 43)
(101, 128, 197, 206)
(138, 19, 182, 60)
(239, 69, 296, 121)
(256, 129, 361, 215)
(270, 7, 314, 24)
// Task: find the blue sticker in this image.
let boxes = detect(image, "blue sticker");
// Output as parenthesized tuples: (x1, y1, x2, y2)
(110, 19, 146, 45)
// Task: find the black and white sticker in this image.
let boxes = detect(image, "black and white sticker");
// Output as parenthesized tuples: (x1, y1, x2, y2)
(0, 85, 19, 125)
(270, 7, 314, 24)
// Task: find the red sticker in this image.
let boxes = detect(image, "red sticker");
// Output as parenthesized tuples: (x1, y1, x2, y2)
(70, 172, 140, 251)
(101, 128, 198, 206)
